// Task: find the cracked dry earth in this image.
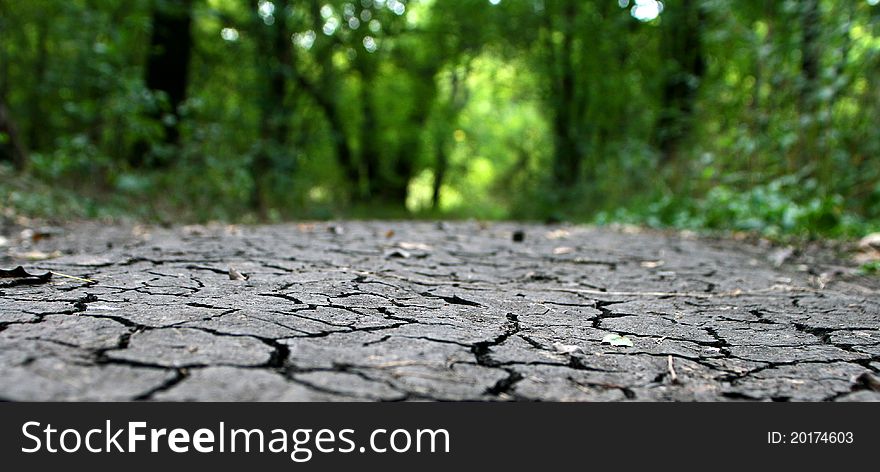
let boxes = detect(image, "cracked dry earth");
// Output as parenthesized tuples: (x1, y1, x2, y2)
(1, 221, 879, 402)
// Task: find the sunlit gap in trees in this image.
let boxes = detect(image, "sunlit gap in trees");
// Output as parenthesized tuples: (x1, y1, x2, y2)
(620, 0, 664, 22)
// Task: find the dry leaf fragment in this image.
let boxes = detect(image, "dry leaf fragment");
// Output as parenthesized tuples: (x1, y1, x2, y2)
(667, 355, 680, 384)
(855, 233, 880, 263)
(545, 229, 570, 240)
(601, 333, 634, 347)
(855, 372, 880, 392)
(13, 250, 62, 261)
(0, 266, 51, 279)
(552, 342, 582, 355)
(769, 247, 795, 267)
(399, 242, 432, 251)
(858, 233, 880, 250)
(182, 225, 208, 236)
(228, 267, 248, 281)
(0, 266, 53, 286)
(385, 249, 411, 259)
(20, 227, 62, 242)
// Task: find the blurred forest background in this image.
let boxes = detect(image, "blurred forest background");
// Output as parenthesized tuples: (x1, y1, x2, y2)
(1, 0, 880, 238)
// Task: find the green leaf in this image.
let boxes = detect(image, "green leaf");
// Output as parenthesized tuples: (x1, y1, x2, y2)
(859, 261, 880, 275)
(602, 333, 634, 347)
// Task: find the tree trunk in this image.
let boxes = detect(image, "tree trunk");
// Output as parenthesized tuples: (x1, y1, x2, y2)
(431, 138, 447, 211)
(798, 0, 821, 172)
(549, 1, 581, 190)
(326, 106, 357, 187)
(289, 0, 359, 190)
(358, 63, 381, 201)
(135, 0, 194, 167)
(432, 66, 469, 210)
(291, 68, 358, 190)
(383, 71, 437, 209)
(0, 100, 28, 169)
(252, 0, 293, 214)
(27, 19, 48, 152)
(655, 0, 705, 167)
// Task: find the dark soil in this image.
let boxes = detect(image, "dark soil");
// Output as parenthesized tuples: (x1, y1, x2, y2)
(1, 221, 878, 401)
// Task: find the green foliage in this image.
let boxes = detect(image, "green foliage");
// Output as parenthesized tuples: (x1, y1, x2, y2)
(859, 260, 880, 275)
(597, 174, 875, 239)
(0, 0, 878, 238)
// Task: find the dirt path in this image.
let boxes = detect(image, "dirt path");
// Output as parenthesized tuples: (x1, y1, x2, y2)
(1, 221, 878, 401)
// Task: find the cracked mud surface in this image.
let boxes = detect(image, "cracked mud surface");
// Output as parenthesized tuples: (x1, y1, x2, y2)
(1, 221, 879, 401)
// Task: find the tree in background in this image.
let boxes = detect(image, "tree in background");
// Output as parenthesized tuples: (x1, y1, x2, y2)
(134, 0, 194, 167)
(250, 0, 294, 213)
(0, 0, 26, 169)
(0, 100, 28, 169)
(430, 63, 470, 211)
(538, 0, 586, 192)
(655, 0, 704, 169)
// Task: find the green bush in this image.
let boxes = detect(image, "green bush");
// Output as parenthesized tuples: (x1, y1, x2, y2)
(596, 175, 873, 239)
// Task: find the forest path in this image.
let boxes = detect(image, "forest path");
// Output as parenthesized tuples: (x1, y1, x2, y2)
(1, 221, 879, 401)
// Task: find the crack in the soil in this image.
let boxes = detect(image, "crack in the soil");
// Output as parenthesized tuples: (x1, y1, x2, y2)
(470, 313, 524, 397)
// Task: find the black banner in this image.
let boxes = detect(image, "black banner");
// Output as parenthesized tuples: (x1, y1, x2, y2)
(1, 403, 875, 469)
